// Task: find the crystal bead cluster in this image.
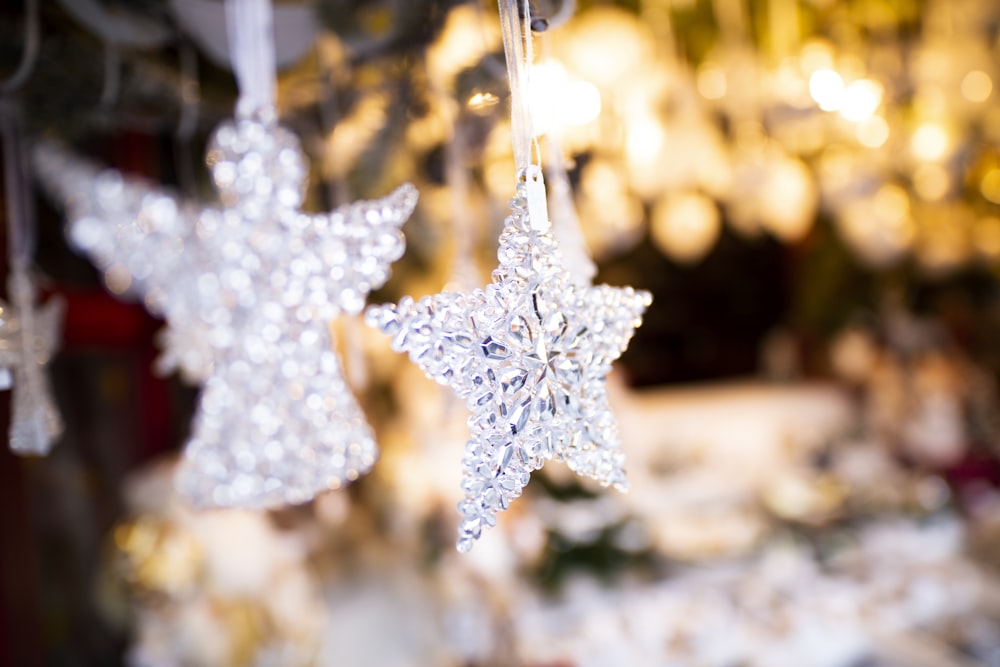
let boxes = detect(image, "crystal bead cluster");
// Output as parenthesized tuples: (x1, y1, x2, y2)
(367, 181, 650, 552)
(35, 113, 418, 508)
(0, 266, 65, 456)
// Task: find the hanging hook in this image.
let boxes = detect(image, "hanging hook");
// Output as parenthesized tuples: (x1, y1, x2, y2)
(518, 0, 577, 31)
(1, 0, 41, 95)
(518, 0, 549, 32)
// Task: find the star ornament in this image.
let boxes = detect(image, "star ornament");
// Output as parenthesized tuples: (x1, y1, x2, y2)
(35, 111, 417, 509)
(367, 174, 650, 552)
(0, 267, 65, 456)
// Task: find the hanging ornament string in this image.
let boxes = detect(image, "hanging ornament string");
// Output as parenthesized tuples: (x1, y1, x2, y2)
(498, 0, 537, 173)
(0, 0, 40, 95)
(1, 0, 40, 266)
(499, 0, 550, 231)
(225, 0, 277, 116)
(2, 105, 36, 272)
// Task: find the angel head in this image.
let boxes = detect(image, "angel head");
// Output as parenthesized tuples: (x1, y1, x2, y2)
(206, 114, 307, 215)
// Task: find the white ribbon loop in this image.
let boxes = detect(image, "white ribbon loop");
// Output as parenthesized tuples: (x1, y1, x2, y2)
(499, 0, 537, 173)
(225, 0, 277, 116)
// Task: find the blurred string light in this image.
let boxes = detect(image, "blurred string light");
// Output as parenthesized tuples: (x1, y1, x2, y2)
(974, 216, 1000, 259)
(961, 70, 993, 103)
(577, 159, 645, 258)
(911, 122, 951, 162)
(455, 0, 1000, 270)
(808, 70, 884, 122)
(426, 4, 498, 87)
(836, 184, 915, 267)
(980, 167, 1000, 204)
(650, 192, 721, 264)
(914, 202, 975, 273)
(467, 91, 500, 113)
(809, 69, 845, 111)
(696, 63, 727, 100)
(856, 115, 890, 148)
(528, 60, 601, 135)
(625, 114, 665, 166)
(839, 80, 883, 122)
(913, 163, 950, 201)
(758, 155, 817, 242)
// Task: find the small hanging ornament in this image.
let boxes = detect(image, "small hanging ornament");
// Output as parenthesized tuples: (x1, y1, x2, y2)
(34, 0, 417, 508)
(0, 104, 65, 456)
(367, 0, 650, 552)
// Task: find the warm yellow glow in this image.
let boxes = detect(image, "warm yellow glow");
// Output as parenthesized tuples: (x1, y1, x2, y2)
(467, 91, 500, 113)
(528, 61, 601, 134)
(799, 40, 835, 74)
(650, 192, 721, 263)
(697, 64, 728, 100)
(981, 167, 1000, 204)
(625, 116, 664, 165)
(974, 216, 1000, 259)
(326, 93, 389, 177)
(760, 157, 817, 242)
(773, 59, 808, 105)
(561, 8, 652, 89)
(562, 81, 602, 126)
(530, 61, 570, 89)
(913, 164, 950, 200)
(910, 123, 950, 162)
(809, 69, 845, 111)
(914, 204, 973, 273)
(839, 79, 883, 122)
(426, 5, 497, 86)
(856, 115, 889, 148)
(578, 160, 645, 258)
(961, 70, 993, 103)
(837, 184, 914, 267)
(818, 143, 855, 189)
(482, 122, 516, 197)
(529, 61, 569, 135)
(873, 183, 910, 223)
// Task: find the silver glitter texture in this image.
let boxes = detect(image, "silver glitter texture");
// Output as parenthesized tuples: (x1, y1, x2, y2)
(367, 182, 650, 552)
(0, 267, 65, 456)
(35, 114, 417, 509)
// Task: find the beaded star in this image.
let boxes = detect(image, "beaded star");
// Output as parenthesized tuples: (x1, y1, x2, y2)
(35, 113, 417, 509)
(367, 178, 650, 552)
(0, 266, 65, 456)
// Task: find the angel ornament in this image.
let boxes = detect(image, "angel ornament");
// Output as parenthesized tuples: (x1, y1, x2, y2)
(35, 110, 417, 508)
(0, 266, 65, 456)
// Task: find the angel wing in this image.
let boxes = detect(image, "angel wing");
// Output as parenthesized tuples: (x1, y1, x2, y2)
(298, 184, 418, 317)
(33, 142, 198, 309)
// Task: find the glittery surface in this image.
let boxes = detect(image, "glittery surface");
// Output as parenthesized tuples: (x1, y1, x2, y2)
(367, 181, 650, 552)
(0, 267, 65, 456)
(35, 114, 417, 508)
